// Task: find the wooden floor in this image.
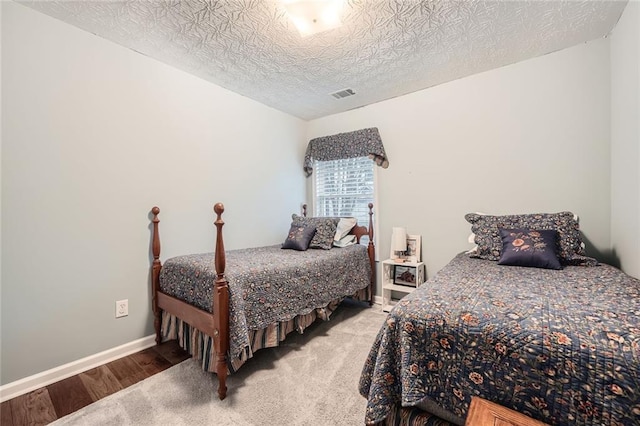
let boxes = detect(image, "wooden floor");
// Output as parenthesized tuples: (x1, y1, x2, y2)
(1, 341, 190, 426)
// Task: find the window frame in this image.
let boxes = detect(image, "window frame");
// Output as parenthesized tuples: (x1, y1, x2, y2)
(311, 156, 379, 256)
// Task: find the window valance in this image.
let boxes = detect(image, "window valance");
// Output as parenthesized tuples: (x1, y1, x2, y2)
(303, 127, 389, 177)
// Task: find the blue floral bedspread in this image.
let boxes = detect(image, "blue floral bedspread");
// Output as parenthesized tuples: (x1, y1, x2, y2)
(160, 244, 371, 359)
(359, 253, 640, 425)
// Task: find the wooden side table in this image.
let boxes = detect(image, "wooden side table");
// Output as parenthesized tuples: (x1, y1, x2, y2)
(465, 397, 549, 426)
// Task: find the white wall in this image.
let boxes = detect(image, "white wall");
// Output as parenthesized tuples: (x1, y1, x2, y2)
(1, 2, 306, 385)
(610, 1, 640, 279)
(308, 39, 612, 288)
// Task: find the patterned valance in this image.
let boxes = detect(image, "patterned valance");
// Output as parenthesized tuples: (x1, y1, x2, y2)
(303, 127, 389, 177)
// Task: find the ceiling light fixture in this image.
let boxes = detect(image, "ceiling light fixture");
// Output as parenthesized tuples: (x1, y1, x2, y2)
(283, 0, 344, 37)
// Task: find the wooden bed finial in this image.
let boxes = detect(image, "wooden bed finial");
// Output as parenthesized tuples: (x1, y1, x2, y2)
(151, 206, 161, 259)
(214, 202, 224, 217)
(213, 203, 226, 278)
(151, 206, 162, 344)
(212, 202, 229, 400)
(302, 203, 307, 217)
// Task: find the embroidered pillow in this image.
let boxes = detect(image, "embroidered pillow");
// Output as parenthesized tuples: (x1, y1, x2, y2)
(291, 214, 339, 250)
(282, 224, 316, 251)
(465, 211, 586, 264)
(498, 228, 562, 270)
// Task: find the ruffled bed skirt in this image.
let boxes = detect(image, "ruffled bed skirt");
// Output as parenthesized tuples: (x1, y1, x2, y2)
(161, 287, 369, 374)
(380, 405, 454, 426)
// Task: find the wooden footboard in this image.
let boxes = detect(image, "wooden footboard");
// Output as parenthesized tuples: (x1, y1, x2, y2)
(150, 205, 230, 400)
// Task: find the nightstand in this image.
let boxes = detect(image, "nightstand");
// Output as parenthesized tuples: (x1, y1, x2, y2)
(381, 259, 425, 312)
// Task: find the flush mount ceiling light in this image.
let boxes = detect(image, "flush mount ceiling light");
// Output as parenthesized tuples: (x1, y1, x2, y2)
(283, 0, 344, 37)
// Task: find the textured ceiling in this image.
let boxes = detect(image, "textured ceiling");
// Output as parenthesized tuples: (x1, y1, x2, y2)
(21, 0, 628, 120)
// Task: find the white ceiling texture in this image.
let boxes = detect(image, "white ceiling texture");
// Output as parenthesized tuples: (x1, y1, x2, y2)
(21, 1, 628, 120)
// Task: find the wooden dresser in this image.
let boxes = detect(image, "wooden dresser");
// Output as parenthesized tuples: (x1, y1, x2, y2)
(465, 397, 549, 426)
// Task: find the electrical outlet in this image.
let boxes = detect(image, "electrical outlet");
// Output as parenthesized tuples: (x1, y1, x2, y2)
(115, 299, 128, 318)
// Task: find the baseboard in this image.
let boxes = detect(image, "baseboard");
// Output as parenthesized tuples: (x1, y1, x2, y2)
(1, 297, 382, 402)
(0, 334, 156, 402)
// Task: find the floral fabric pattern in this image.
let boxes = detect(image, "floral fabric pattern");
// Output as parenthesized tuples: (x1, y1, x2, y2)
(498, 228, 561, 270)
(359, 253, 640, 426)
(160, 244, 371, 360)
(465, 212, 593, 265)
(291, 214, 339, 250)
(502, 229, 548, 253)
(161, 295, 369, 374)
(303, 127, 389, 177)
(384, 404, 454, 426)
(281, 224, 316, 251)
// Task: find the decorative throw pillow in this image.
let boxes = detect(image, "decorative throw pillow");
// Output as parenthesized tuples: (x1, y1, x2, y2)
(333, 234, 356, 248)
(291, 214, 339, 250)
(498, 228, 562, 270)
(334, 217, 357, 241)
(465, 211, 586, 264)
(281, 224, 316, 251)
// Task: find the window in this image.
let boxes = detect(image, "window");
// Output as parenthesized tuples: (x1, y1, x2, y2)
(313, 156, 376, 229)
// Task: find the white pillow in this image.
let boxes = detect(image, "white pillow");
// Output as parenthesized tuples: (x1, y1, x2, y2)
(334, 217, 357, 241)
(466, 213, 487, 253)
(466, 232, 478, 254)
(333, 234, 356, 247)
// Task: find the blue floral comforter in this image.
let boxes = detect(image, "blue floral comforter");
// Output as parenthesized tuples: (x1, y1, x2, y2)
(359, 253, 640, 425)
(159, 244, 371, 360)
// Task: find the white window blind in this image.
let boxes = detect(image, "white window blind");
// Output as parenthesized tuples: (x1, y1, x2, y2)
(313, 156, 375, 228)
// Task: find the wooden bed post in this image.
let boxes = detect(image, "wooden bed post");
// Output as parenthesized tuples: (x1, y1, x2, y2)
(151, 207, 163, 345)
(302, 203, 307, 217)
(367, 203, 375, 305)
(213, 203, 230, 400)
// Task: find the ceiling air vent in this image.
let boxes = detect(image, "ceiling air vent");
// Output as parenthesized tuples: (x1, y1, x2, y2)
(330, 88, 356, 99)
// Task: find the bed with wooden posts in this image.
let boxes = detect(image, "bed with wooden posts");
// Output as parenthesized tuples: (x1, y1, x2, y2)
(150, 203, 375, 399)
(359, 211, 640, 426)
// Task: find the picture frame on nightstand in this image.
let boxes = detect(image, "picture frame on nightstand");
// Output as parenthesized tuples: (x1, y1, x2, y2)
(405, 235, 421, 263)
(393, 265, 417, 286)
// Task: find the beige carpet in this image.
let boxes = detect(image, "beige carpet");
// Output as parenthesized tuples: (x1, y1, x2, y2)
(52, 301, 387, 425)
